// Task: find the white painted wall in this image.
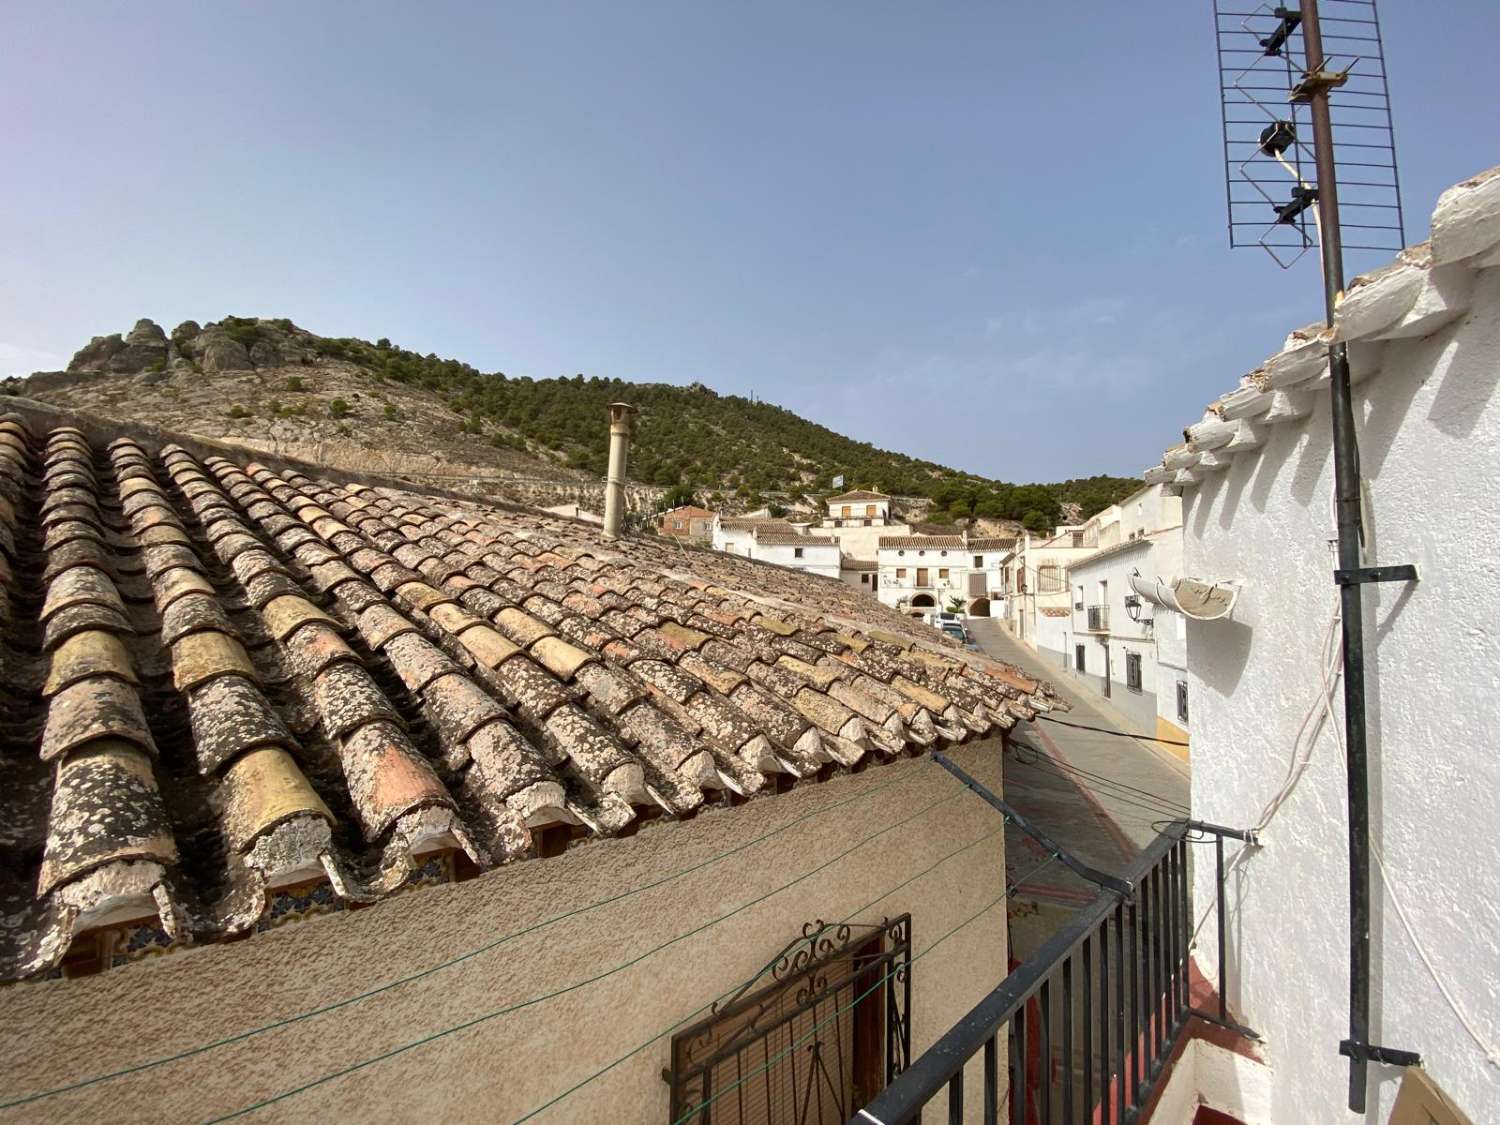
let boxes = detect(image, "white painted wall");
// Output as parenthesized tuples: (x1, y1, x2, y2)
(1184, 265, 1500, 1122)
(753, 539, 841, 578)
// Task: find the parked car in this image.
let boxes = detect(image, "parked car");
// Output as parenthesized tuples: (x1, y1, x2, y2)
(940, 621, 970, 645)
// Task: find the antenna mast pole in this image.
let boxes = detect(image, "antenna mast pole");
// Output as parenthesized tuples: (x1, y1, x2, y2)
(1298, 1, 1374, 1110)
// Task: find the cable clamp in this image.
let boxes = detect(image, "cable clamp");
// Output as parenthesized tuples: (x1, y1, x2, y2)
(1339, 1040, 1421, 1067)
(1333, 564, 1419, 586)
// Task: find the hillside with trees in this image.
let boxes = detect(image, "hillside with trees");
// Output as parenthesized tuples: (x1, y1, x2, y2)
(14, 316, 1141, 528)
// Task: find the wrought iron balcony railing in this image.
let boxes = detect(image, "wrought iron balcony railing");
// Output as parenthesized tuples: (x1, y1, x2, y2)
(1086, 604, 1109, 632)
(850, 818, 1257, 1125)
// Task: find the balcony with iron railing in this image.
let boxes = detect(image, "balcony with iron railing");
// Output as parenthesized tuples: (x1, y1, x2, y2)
(849, 795, 1258, 1125)
(1085, 604, 1109, 632)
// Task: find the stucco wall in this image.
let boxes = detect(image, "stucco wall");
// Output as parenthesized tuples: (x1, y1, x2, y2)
(1184, 266, 1500, 1122)
(0, 746, 1010, 1124)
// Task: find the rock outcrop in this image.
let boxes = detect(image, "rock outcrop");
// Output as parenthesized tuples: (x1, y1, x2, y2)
(194, 326, 253, 372)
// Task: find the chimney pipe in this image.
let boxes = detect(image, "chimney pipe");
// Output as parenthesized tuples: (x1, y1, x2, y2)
(603, 402, 636, 539)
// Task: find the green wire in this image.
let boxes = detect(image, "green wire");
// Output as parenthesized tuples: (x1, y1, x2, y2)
(201, 773, 968, 1122)
(512, 818, 1010, 1122)
(1, 768, 923, 1113)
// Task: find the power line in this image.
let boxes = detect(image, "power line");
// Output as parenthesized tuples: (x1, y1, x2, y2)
(202, 774, 970, 1122)
(0, 769, 925, 1113)
(1037, 714, 1192, 748)
(1007, 744, 1190, 816)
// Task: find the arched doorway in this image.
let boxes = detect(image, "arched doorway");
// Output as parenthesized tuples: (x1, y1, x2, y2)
(969, 597, 990, 617)
(910, 593, 936, 609)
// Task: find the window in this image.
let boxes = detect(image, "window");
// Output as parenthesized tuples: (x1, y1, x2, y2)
(896, 567, 907, 579)
(673, 520, 683, 530)
(1075, 585, 1084, 611)
(666, 917, 912, 1124)
(973, 555, 983, 568)
(865, 504, 876, 518)
(1177, 680, 1189, 723)
(860, 574, 869, 585)
(794, 547, 804, 558)
(898, 550, 905, 557)
(1126, 652, 1142, 692)
(938, 568, 949, 580)
(841, 505, 851, 519)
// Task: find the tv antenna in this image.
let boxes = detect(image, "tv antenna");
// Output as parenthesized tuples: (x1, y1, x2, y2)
(1213, 1, 1420, 1113)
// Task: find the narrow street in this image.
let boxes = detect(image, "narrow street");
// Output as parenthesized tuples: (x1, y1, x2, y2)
(963, 618, 1192, 960)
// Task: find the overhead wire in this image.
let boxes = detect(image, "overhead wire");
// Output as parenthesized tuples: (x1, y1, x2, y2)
(0, 769, 925, 1113)
(202, 771, 973, 1122)
(1006, 741, 1190, 816)
(1036, 714, 1191, 749)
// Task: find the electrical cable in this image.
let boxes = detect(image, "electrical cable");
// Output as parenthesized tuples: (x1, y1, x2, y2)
(202, 773, 971, 1122)
(1007, 742, 1190, 814)
(1005, 762, 1190, 826)
(0, 769, 924, 1113)
(1314, 605, 1500, 1071)
(513, 818, 1011, 1122)
(1036, 714, 1191, 748)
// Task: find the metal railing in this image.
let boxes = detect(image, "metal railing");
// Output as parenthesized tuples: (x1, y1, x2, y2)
(1086, 605, 1109, 632)
(850, 819, 1256, 1125)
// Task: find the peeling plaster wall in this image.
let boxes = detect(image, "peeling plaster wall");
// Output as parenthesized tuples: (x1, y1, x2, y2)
(0, 746, 1009, 1124)
(1184, 267, 1500, 1122)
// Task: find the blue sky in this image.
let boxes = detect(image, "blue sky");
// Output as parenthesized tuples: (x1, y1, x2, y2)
(2, 1, 1495, 480)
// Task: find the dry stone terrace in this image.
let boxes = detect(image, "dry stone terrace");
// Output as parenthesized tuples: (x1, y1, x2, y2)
(0, 413, 1064, 981)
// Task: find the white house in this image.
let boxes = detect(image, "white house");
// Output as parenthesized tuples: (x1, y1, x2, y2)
(747, 531, 841, 578)
(1049, 484, 1189, 749)
(709, 515, 841, 578)
(710, 515, 793, 556)
(997, 526, 1098, 648)
(818, 490, 912, 562)
(1144, 167, 1500, 1121)
(823, 489, 894, 527)
(875, 534, 1015, 617)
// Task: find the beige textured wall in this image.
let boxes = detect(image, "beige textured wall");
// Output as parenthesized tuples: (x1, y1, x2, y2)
(0, 744, 1010, 1124)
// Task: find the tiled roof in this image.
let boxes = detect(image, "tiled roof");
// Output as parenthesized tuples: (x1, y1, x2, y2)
(841, 558, 878, 571)
(754, 534, 836, 547)
(827, 490, 889, 503)
(1143, 165, 1500, 489)
(966, 537, 1017, 551)
(0, 414, 1064, 980)
(717, 517, 794, 533)
(878, 535, 967, 550)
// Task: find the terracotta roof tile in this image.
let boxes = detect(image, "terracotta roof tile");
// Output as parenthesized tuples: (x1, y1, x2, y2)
(0, 413, 1064, 981)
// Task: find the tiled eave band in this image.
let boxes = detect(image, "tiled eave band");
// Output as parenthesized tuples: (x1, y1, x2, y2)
(1142, 166, 1500, 492)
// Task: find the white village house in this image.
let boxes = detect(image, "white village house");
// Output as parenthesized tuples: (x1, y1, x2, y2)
(1051, 484, 1191, 750)
(1138, 165, 1500, 1121)
(818, 489, 913, 563)
(875, 533, 1015, 618)
(708, 514, 842, 578)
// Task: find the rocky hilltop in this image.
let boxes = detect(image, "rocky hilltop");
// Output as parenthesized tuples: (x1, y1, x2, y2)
(8, 315, 1141, 526)
(12, 317, 584, 491)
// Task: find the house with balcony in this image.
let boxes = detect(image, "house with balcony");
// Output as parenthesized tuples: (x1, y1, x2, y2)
(1054, 484, 1189, 749)
(823, 489, 894, 528)
(997, 526, 1099, 649)
(876, 533, 1015, 617)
